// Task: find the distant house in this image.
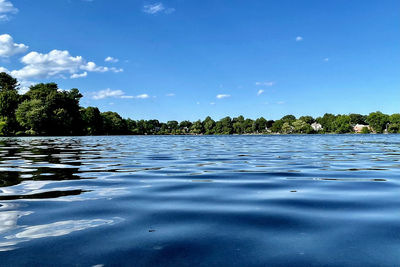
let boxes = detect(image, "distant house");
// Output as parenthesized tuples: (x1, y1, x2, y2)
(353, 124, 370, 133)
(311, 122, 323, 132)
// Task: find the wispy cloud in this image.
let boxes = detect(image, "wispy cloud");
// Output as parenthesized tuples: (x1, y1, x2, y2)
(0, 0, 18, 21)
(255, 81, 275, 87)
(105, 56, 119, 63)
(324, 57, 330, 62)
(257, 89, 264, 96)
(92, 90, 150, 100)
(92, 89, 128, 100)
(134, 94, 149, 99)
(295, 36, 303, 42)
(216, 94, 230, 99)
(143, 2, 174, 14)
(166, 93, 175, 97)
(277, 101, 285, 105)
(70, 71, 87, 79)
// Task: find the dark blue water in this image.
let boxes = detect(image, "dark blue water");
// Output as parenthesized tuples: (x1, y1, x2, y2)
(0, 135, 399, 267)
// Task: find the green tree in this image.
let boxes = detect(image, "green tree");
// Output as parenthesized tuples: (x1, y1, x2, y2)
(135, 120, 146, 135)
(145, 120, 160, 134)
(292, 119, 313, 134)
(101, 111, 127, 135)
(281, 122, 293, 134)
(299, 116, 314, 125)
(0, 90, 20, 135)
(333, 115, 353, 133)
(179, 120, 192, 133)
(281, 115, 296, 123)
(202, 116, 215, 135)
(218, 116, 233, 134)
(81, 107, 103, 135)
(361, 126, 371, 134)
(270, 120, 284, 133)
(232, 116, 245, 134)
(388, 114, 400, 134)
(19, 83, 83, 135)
(167, 120, 179, 134)
(190, 120, 204, 134)
(16, 99, 48, 135)
(243, 118, 254, 133)
(366, 111, 389, 133)
(388, 124, 400, 133)
(0, 72, 18, 91)
(0, 118, 6, 135)
(252, 117, 267, 133)
(349, 114, 366, 125)
(316, 113, 336, 133)
(0, 73, 21, 135)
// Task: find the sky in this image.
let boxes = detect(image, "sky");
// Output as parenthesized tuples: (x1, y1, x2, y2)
(0, 0, 399, 122)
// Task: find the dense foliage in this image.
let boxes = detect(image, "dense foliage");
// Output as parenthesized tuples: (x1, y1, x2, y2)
(0, 72, 399, 136)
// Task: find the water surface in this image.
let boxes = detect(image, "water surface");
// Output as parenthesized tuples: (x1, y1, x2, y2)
(0, 135, 399, 267)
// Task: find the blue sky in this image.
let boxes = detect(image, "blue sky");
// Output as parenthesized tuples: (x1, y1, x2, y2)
(0, 0, 399, 121)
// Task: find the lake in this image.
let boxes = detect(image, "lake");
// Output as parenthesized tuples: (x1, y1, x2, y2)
(0, 135, 399, 267)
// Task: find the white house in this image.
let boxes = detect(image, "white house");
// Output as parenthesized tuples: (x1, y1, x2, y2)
(311, 122, 323, 132)
(353, 124, 370, 133)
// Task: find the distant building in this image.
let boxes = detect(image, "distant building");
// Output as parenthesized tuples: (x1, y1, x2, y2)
(311, 122, 323, 132)
(353, 124, 370, 133)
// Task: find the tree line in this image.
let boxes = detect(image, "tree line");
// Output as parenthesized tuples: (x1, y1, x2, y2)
(0, 72, 399, 136)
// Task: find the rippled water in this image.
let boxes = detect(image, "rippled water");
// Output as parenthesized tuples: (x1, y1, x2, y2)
(0, 135, 400, 267)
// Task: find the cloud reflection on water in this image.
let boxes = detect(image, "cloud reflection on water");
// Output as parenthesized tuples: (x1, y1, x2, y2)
(0, 207, 121, 251)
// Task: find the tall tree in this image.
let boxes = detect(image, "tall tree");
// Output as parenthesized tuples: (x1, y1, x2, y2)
(0, 72, 20, 135)
(0, 72, 18, 91)
(81, 107, 103, 135)
(366, 111, 389, 133)
(203, 116, 215, 135)
(253, 117, 267, 133)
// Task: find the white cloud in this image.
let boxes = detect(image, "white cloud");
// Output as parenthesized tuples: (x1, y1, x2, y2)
(255, 81, 275, 87)
(143, 3, 165, 14)
(257, 89, 264, 96)
(216, 94, 230, 99)
(134, 93, 149, 99)
(10, 49, 123, 80)
(324, 58, 330, 62)
(81, 61, 108, 72)
(295, 36, 303, 42)
(105, 56, 119, 63)
(0, 66, 9, 73)
(0, 34, 28, 57)
(0, 0, 18, 21)
(210, 102, 215, 105)
(110, 67, 123, 72)
(277, 101, 285, 105)
(166, 93, 175, 97)
(92, 89, 149, 100)
(70, 72, 87, 79)
(143, 2, 174, 14)
(92, 89, 127, 100)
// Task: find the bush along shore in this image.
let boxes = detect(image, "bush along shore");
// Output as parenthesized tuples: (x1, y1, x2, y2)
(0, 72, 399, 136)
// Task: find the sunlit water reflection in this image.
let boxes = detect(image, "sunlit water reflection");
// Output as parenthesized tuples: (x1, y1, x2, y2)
(0, 135, 400, 266)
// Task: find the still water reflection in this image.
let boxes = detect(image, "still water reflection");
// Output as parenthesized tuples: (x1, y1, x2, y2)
(0, 135, 399, 266)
